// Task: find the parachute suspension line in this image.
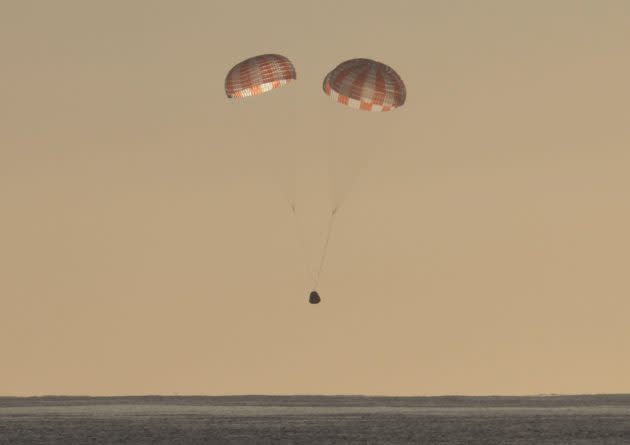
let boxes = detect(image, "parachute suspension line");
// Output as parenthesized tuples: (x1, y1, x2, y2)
(325, 115, 339, 212)
(324, 116, 359, 214)
(326, 126, 367, 214)
(313, 207, 338, 290)
(285, 82, 317, 287)
(314, 110, 342, 290)
(285, 85, 298, 212)
(291, 204, 318, 285)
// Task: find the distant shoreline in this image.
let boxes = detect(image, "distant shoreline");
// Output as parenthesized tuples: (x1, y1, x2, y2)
(2, 394, 630, 408)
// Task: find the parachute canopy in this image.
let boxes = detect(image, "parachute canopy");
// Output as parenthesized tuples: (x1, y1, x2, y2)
(323, 58, 406, 111)
(225, 54, 296, 99)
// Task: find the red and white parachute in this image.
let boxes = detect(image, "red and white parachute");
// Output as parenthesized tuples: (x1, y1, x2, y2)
(323, 58, 406, 112)
(225, 54, 296, 99)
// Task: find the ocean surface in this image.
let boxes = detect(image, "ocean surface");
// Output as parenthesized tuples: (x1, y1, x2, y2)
(1, 395, 629, 444)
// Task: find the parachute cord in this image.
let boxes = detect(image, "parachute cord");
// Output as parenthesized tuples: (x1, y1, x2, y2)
(313, 207, 338, 290)
(291, 204, 318, 286)
(325, 116, 338, 214)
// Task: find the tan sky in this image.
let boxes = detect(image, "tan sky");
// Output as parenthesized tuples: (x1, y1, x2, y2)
(1, 0, 629, 396)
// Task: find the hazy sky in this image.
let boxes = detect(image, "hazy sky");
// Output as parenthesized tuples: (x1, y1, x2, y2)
(1, 1, 629, 396)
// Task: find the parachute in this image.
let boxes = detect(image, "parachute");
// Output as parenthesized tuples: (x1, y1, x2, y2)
(323, 58, 406, 112)
(224, 54, 315, 303)
(225, 55, 405, 305)
(225, 54, 296, 99)
(319, 58, 406, 208)
(306, 59, 406, 304)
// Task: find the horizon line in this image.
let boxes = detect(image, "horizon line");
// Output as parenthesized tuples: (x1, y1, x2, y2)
(2, 393, 630, 399)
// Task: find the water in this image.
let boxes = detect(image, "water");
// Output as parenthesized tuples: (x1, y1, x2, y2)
(1, 395, 629, 444)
